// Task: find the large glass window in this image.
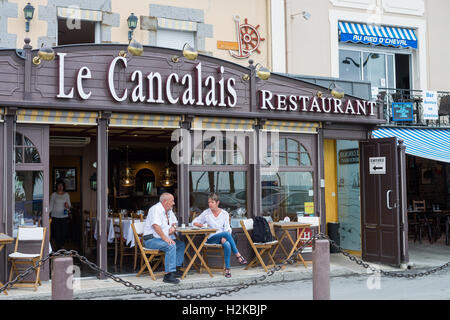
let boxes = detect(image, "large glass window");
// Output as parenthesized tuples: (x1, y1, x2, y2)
(189, 171, 247, 225)
(14, 171, 44, 235)
(339, 49, 398, 90)
(261, 172, 314, 222)
(261, 135, 315, 222)
(189, 132, 249, 227)
(336, 140, 361, 251)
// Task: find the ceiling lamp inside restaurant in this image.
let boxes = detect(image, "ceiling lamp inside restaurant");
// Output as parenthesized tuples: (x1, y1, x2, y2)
(159, 147, 176, 187)
(120, 145, 135, 187)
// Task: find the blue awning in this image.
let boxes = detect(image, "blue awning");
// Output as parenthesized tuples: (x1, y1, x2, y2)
(339, 21, 418, 49)
(372, 127, 450, 163)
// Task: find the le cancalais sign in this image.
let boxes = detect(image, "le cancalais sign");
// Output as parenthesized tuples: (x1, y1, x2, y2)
(55, 53, 376, 117)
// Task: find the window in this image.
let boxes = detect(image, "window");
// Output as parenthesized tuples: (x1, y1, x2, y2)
(156, 29, 195, 51)
(57, 18, 97, 45)
(339, 48, 409, 90)
(189, 133, 249, 225)
(261, 136, 315, 222)
(339, 49, 394, 88)
(264, 138, 311, 167)
(192, 136, 245, 165)
(15, 133, 41, 164)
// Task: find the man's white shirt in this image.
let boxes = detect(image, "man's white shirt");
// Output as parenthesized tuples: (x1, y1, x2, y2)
(144, 202, 178, 239)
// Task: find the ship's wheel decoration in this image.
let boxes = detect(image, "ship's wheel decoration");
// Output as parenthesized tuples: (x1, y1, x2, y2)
(230, 16, 265, 59)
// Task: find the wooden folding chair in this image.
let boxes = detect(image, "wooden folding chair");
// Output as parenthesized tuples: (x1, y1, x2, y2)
(130, 222, 165, 280)
(82, 211, 95, 253)
(130, 215, 144, 271)
(8, 226, 47, 292)
(240, 219, 278, 272)
(112, 213, 135, 267)
(201, 243, 225, 274)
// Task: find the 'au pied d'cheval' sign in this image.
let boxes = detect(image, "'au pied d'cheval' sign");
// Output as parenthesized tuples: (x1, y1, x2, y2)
(55, 53, 376, 117)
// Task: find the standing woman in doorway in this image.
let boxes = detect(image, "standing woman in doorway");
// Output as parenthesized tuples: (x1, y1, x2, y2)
(192, 193, 247, 278)
(49, 180, 71, 250)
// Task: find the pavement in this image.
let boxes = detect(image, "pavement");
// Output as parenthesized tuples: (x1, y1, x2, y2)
(0, 241, 448, 300)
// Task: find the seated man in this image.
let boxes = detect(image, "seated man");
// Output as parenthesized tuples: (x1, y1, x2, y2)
(143, 192, 185, 284)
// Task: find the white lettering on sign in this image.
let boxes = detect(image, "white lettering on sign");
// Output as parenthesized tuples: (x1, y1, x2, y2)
(369, 157, 386, 175)
(56, 54, 238, 108)
(57, 53, 74, 99)
(257, 90, 375, 117)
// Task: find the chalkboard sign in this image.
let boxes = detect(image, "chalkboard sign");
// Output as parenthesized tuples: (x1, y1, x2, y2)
(392, 102, 413, 121)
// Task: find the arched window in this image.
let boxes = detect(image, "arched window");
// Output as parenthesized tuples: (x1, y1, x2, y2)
(15, 132, 41, 164)
(265, 137, 311, 166)
(191, 136, 245, 165)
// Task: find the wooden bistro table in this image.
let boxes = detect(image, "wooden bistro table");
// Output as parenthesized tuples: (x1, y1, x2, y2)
(176, 227, 217, 279)
(0, 233, 14, 295)
(272, 222, 311, 268)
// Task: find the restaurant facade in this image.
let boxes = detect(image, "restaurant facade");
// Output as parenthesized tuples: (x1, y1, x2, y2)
(0, 37, 413, 281)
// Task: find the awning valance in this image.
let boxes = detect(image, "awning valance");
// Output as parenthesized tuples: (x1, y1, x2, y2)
(262, 120, 321, 134)
(17, 109, 97, 125)
(339, 21, 417, 49)
(372, 127, 450, 163)
(192, 117, 255, 131)
(57, 7, 102, 22)
(109, 113, 181, 128)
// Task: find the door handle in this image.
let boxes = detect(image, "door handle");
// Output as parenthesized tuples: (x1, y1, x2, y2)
(387, 190, 393, 210)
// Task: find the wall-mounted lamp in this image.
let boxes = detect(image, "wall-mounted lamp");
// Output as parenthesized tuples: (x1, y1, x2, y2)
(127, 13, 138, 42)
(32, 46, 55, 65)
(329, 82, 345, 99)
(171, 43, 198, 63)
(291, 11, 311, 20)
(243, 59, 271, 81)
(23, 2, 35, 32)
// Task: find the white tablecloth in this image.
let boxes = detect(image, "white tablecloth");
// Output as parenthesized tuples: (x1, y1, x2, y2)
(94, 217, 140, 248)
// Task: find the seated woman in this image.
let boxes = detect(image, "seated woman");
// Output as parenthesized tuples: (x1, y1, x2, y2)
(192, 193, 247, 278)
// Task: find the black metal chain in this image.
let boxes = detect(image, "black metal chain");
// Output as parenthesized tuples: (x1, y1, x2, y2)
(3, 233, 448, 298)
(0, 235, 319, 298)
(324, 234, 450, 278)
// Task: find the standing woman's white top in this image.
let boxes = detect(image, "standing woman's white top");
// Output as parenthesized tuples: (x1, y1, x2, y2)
(192, 208, 231, 238)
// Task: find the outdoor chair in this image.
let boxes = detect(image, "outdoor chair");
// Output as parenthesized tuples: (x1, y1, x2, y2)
(82, 210, 96, 254)
(112, 213, 134, 268)
(412, 200, 433, 243)
(8, 226, 47, 291)
(200, 243, 225, 274)
(240, 219, 278, 272)
(130, 221, 165, 280)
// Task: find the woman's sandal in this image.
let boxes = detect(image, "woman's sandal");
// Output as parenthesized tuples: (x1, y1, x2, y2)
(236, 254, 248, 265)
(225, 268, 231, 278)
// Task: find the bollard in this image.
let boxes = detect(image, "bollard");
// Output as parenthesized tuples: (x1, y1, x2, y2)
(312, 239, 330, 300)
(52, 256, 73, 300)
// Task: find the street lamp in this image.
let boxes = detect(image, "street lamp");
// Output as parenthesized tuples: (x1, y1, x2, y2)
(127, 13, 138, 42)
(23, 2, 35, 33)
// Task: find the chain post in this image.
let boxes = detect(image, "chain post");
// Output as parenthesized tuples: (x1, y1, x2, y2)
(312, 236, 330, 300)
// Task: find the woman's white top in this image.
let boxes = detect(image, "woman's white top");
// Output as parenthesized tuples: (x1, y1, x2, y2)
(192, 209, 231, 238)
(49, 192, 71, 218)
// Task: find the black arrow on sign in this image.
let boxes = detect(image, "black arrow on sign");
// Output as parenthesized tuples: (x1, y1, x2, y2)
(372, 166, 383, 170)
